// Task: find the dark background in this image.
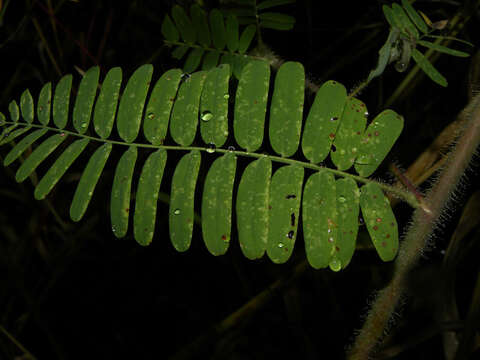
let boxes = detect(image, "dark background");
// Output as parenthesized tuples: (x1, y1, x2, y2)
(0, 1, 479, 359)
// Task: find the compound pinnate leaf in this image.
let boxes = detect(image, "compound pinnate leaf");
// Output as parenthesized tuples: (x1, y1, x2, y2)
(237, 157, 272, 260)
(169, 151, 201, 252)
(73, 66, 99, 134)
(53, 74, 72, 129)
(93, 67, 122, 139)
(15, 133, 67, 182)
(37, 82, 52, 125)
(34, 138, 90, 200)
(117, 64, 153, 143)
(144, 69, 182, 146)
(302, 171, 337, 269)
(302, 80, 347, 163)
(202, 153, 236, 256)
(134, 149, 167, 246)
(355, 109, 403, 177)
(360, 183, 398, 261)
(234, 60, 270, 152)
(70, 143, 112, 222)
(20, 89, 34, 124)
(111, 146, 137, 238)
(266, 165, 303, 264)
(269, 61, 304, 157)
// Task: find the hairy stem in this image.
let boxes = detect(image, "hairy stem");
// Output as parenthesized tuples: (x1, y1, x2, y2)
(347, 94, 480, 359)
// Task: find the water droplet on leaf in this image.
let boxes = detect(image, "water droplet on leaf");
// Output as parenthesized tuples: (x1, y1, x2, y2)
(329, 258, 342, 272)
(278, 243, 285, 248)
(147, 112, 155, 120)
(286, 230, 294, 239)
(201, 111, 213, 122)
(206, 143, 216, 153)
(173, 208, 181, 215)
(338, 196, 346, 203)
(228, 146, 235, 152)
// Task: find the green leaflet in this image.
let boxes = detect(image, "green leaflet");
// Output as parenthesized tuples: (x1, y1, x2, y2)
(302, 80, 347, 163)
(202, 153, 236, 256)
(73, 66, 99, 134)
(172, 5, 196, 44)
(367, 28, 400, 83)
(258, 12, 295, 30)
(331, 97, 367, 171)
(3, 129, 48, 166)
(172, 45, 189, 60)
(234, 60, 270, 152)
(237, 157, 271, 260)
(170, 71, 208, 146)
(355, 110, 403, 177)
(70, 143, 112, 222)
(53, 74, 72, 129)
(110, 146, 137, 238)
(190, 4, 211, 47)
(226, 14, 239, 52)
(34, 138, 90, 200)
(238, 24, 256, 54)
(257, 0, 296, 11)
(200, 64, 230, 147)
(210, 9, 227, 50)
(161, 14, 180, 42)
(9, 100, 19, 122)
(0, 125, 18, 143)
(37, 82, 52, 126)
(360, 183, 398, 261)
(334, 178, 360, 270)
(169, 150, 201, 252)
(417, 40, 469, 58)
(401, 0, 428, 34)
(93, 67, 122, 139)
(183, 48, 205, 73)
(302, 171, 337, 269)
(15, 133, 67, 182)
(391, 3, 419, 39)
(266, 165, 303, 264)
(202, 51, 221, 70)
(269, 62, 304, 157)
(144, 69, 182, 145)
(117, 64, 153, 143)
(134, 149, 167, 246)
(0, 126, 31, 145)
(20, 89, 34, 124)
